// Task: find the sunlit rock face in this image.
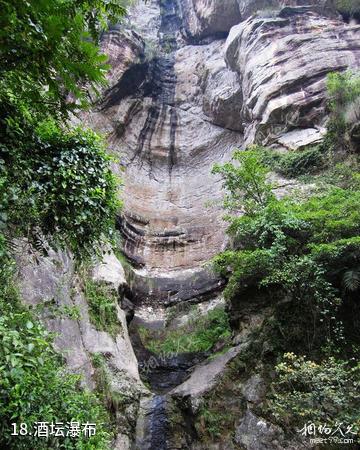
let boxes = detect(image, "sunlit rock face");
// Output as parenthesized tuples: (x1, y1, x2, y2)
(237, 0, 336, 20)
(84, 0, 360, 302)
(225, 6, 360, 145)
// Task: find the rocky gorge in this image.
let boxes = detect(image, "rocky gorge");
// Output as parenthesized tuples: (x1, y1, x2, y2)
(11, 0, 360, 449)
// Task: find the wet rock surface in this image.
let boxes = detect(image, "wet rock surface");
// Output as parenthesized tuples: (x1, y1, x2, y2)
(128, 266, 225, 305)
(84, 0, 241, 302)
(135, 395, 170, 450)
(129, 308, 209, 394)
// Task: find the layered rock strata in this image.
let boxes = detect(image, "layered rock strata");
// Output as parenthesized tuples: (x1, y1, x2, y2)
(84, 0, 360, 302)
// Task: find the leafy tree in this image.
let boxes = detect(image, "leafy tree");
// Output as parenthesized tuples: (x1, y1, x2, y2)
(0, 0, 128, 121)
(212, 149, 274, 216)
(0, 1, 127, 255)
(0, 242, 112, 449)
(3, 122, 121, 255)
(213, 146, 360, 350)
(0, 3, 129, 448)
(269, 353, 360, 431)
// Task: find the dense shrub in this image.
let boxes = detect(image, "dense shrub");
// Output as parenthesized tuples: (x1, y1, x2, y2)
(213, 149, 360, 353)
(0, 0, 127, 121)
(2, 122, 120, 256)
(84, 279, 122, 339)
(139, 306, 231, 354)
(253, 145, 326, 178)
(269, 353, 360, 431)
(0, 0, 127, 255)
(0, 2, 128, 448)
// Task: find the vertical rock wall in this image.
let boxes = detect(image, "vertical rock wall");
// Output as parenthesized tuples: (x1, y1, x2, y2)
(84, 0, 360, 303)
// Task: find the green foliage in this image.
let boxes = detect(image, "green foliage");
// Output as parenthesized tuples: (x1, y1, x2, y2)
(254, 144, 326, 178)
(139, 307, 231, 355)
(194, 352, 246, 445)
(313, 157, 360, 189)
(0, 1, 126, 256)
(4, 122, 120, 256)
(295, 188, 360, 243)
(326, 71, 360, 151)
(0, 245, 112, 450)
(0, 0, 128, 121)
(91, 353, 129, 417)
(211, 66, 360, 443)
(197, 406, 233, 440)
(343, 268, 360, 292)
(268, 353, 360, 431)
(336, 0, 360, 17)
(84, 279, 122, 339)
(212, 150, 274, 215)
(327, 71, 360, 111)
(213, 147, 360, 355)
(0, 2, 129, 447)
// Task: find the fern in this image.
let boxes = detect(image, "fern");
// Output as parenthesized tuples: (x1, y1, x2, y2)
(342, 268, 360, 292)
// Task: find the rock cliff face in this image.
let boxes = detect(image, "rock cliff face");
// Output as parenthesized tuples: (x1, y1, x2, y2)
(14, 240, 146, 446)
(225, 6, 360, 144)
(84, 0, 360, 304)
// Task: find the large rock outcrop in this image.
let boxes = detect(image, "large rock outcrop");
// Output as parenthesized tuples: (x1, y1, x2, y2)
(85, 0, 242, 302)
(237, 0, 336, 20)
(13, 240, 146, 447)
(224, 6, 360, 145)
(178, 0, 336, 42)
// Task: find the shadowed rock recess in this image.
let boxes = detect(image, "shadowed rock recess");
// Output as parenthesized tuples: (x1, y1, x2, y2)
(74, 1, 360, 448)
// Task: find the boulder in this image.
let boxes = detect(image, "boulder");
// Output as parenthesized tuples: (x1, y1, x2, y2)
(277, 128, 326, 150)
(242, 374, 266, 404)
(171, 344, 247, 412)
(203, 66, 243, 131)
(92, 250, 127, 293)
